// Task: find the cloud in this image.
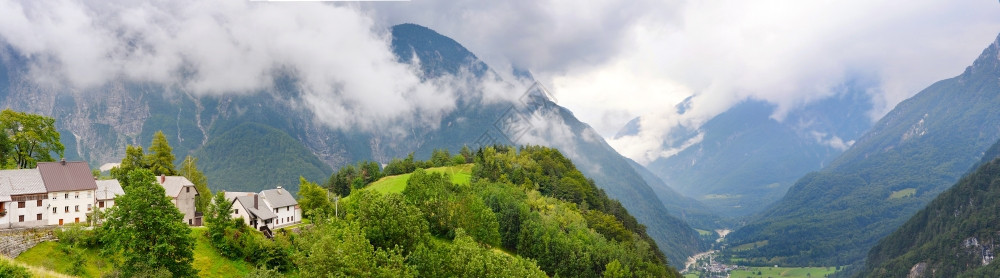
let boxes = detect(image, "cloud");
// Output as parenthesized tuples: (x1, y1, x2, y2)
(0, 0, 484, 132)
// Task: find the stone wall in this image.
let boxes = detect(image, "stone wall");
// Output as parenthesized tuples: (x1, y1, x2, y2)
(0, 227, 55, 258)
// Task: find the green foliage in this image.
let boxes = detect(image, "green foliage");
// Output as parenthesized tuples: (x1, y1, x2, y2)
(205, 191, 292, 271)
(294, 219, 416, 278)
(0, 259, 31, 278)
(408, 229, 547, 278)
(99, 168, 196, 277)
(604, 259, 631, 278)
(146, 130, 177, 175)
(179, 156, 211, 213)
(297, 176, 333, 219)
(430, 148, 452, 167)
(383, 153, 417, 176)
(205, 192, 237, 257)
(326, 160, 383, 197)
(0, 109, 64, 169)
(403, 169, 501, 246)
(351, 190, 428, 252)
(112, 145, 146, 181)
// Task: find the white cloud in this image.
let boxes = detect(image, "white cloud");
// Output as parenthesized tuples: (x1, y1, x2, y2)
(0, 0, 484, 132)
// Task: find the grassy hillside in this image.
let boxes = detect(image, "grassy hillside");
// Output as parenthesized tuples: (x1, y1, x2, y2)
(365, 164, 473, 194)
(16, 228, 251, 278)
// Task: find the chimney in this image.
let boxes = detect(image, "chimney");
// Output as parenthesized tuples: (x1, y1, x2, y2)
(161, 174, 165, 183)
(60, 158, 66, 165)
(254, 194, 259, 209)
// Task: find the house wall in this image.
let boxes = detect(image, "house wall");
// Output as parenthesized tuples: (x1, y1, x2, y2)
(48, 190, 95, 226)
(173, 185, 198, 226)
(271, 205, 299, 228)
(96, 199, 115, 211)
(4, 199, 48, 228)
(231, 200, 254, 229)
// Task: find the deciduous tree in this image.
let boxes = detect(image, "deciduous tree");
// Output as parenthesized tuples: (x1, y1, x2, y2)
(0, 109, 63, 169)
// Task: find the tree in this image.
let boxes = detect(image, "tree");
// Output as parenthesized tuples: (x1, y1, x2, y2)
(205, 192, 235, 253)
(0, 109, 64, 169)
(460, 145, 474, 163)
(353, 190, 428, 252)
(99, 168, 196, 277)
(112, 145, 146, 181)
(298, 176, 333, 219)
(179, 156, 211, 213)
(146, 131, 177, 176)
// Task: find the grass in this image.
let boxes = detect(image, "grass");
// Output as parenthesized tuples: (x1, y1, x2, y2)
(732, 240, 769, 251)
(695, 229, 714, 236)
(16, 227, 252, 278)
(730, 266, 838, 278)
(366, 164, 474, 195)
(16, 241, 112, 277)
(190, 227, 253, 277)
(889, 188, 917, 199)
(1, 255, 72, 278)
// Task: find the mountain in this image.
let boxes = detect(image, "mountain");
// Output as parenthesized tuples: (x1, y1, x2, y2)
(860, 139, 1000, 277)
(618, 83, 872, 217)
(726, 33, 1000, 267)
(0, 24, 703, 265)
(627, 159, 729, 230)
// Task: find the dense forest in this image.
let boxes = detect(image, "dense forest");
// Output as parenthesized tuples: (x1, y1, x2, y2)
(860, 139, 1000, 277)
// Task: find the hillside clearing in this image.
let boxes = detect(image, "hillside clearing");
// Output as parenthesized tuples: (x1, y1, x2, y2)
(366, 164, 473, 194)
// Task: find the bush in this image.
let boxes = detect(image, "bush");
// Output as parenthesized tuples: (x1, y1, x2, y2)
(0, 259, 31, 278)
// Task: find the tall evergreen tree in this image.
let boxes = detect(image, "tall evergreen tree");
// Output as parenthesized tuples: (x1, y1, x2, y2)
(112, 145, 146, 182)
(146, 131, 176, 175)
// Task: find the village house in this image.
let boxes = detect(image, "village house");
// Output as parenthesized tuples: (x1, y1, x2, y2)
(38, 161, 97, 226)
(94, 179, 124, 211)
(0, 169, 49, 228)
(230, 193, 278, 236)
(156, 175, 201, 226)
(259, 187, 301, 229)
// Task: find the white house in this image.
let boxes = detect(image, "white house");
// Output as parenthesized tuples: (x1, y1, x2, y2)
(38, 161, 97, 226)
(156, 176, 201, 226)
(260, 187, 301, 228)
(0, 169, 49, 228)
(94, 179, 124, 211)
(230, 194, 278, 235)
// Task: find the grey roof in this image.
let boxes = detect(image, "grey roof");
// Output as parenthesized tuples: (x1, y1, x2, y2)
(0, 169, 46, 196)
(157, 176, 194, 198)
(224, 192, 255, 201)
(260, 188, 297, 208)
(37, 161, 97, 192)
(95, 180, 125, 200)
(234, 195, 278, 220)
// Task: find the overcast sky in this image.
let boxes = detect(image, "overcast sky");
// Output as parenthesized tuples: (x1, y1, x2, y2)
(2, 1, 999, 164)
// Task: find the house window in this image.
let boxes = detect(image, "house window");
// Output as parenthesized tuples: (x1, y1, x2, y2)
(36, 200, 42, 207)
(87, 191, 91, 198)
(18, 215, 23, 222)
(75, 205, 79, 212)
(87, 204, 92, 211)
(52, 207, 56, 214)
(17, 201, 24, 208)
(188, 219, 192, 225)
(64, 206, 69, 213)
(74, 217, 79, 223)
(99, 201, 105, 208)
(275, 209, 278, 213)
(36, 214, 41, 220)
(0, 202, 4, 212)
(64, 193, 68, 199)
(75, 192, 79, 199)
(186, 187, 190, 193)
(234, 209, 239, 215)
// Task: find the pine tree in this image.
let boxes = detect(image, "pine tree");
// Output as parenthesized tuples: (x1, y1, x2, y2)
(146, 131, 176, 176)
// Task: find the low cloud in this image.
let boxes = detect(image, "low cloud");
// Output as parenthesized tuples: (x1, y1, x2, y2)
(0, 0, 491, 132)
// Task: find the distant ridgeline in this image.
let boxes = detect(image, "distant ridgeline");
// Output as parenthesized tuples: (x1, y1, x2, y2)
(726, 33, 1000, 267)
(860, 138, 1000, 277)
(306, 145, 682, 277)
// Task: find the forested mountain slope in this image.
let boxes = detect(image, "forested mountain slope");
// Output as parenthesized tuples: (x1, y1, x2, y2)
(727, 33, 1000, 267)
(861, 139, 1000, 277)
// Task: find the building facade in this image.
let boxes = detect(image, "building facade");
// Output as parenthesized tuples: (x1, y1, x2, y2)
(260, 187, 301, 228)
(157, 176, 201, 226)
(38, 161, 98, 226)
